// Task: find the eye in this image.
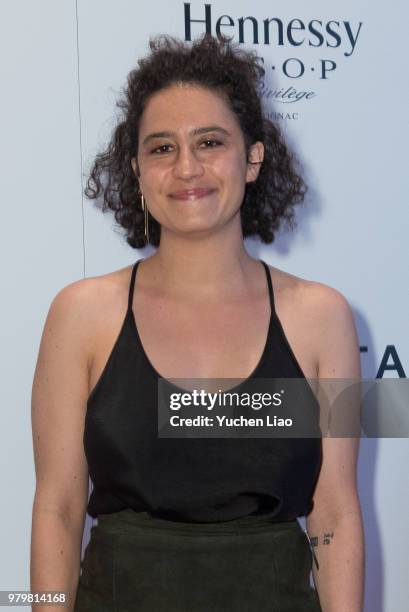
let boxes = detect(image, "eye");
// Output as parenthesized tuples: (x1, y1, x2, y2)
(151, 144, 173, 154)
(199, 139, 222, 148)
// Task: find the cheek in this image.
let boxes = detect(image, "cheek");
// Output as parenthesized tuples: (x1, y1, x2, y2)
(138, 165, 166, 199)
(223, 163, 248, 201)
(209, 151, 247, 183)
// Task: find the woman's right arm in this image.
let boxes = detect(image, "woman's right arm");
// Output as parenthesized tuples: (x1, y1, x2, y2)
(30, 280, 97, 611)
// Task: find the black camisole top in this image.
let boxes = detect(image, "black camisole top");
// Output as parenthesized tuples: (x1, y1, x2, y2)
(84, 259, 322, 522)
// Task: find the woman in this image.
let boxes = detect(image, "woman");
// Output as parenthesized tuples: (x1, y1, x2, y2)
(31, 34, 364, 611)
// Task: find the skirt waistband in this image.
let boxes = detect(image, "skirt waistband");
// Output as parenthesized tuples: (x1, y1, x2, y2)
(96, 509, 301, 537)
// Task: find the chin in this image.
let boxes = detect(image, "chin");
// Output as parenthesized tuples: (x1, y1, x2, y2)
(159, 207, 237, 237)
(167, 219, 222, 237)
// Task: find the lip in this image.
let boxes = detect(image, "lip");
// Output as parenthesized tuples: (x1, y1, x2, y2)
(169, 188, 216, 200)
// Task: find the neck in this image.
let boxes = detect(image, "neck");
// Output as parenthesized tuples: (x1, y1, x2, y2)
(144, 220, 260, 300)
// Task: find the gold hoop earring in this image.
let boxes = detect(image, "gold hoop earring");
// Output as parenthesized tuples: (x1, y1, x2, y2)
(140, 194, 149, 245)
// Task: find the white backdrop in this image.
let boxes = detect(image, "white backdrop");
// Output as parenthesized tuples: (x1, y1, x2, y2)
(1, 1, 408, 610)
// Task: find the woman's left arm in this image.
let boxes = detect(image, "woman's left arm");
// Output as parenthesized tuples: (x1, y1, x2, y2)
(306, 286, 365, 612)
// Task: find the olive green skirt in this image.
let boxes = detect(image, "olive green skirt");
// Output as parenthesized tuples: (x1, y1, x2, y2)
(74, 509, 321, 611)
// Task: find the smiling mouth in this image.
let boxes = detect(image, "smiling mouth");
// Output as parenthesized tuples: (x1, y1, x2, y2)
(169, 188, 216, 201)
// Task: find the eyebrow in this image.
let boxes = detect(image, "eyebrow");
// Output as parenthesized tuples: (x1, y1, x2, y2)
(142, 126, 231, 146)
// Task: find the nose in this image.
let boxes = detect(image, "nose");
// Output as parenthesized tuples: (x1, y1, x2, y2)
(172, 143, 204, 180)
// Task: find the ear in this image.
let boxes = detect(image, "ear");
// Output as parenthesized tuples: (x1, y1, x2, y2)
(131, 157, 139, 178)
(245, 141, 264, 183)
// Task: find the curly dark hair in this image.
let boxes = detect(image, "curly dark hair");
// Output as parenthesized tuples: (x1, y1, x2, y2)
(85, 33, 307, 248)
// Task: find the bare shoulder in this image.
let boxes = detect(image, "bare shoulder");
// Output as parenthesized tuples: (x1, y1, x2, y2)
(265, 263, 359, 378)
(266, 262, 353, 322)
(46, 264, 133, 366)
(53, 263, 131, 306)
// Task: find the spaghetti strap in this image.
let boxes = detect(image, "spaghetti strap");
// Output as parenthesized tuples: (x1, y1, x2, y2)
(259, 259, 275, 312)
(128, 259, 142, 311)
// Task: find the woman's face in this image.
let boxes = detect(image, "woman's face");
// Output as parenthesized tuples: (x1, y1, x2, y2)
(131, 83, 264, 239)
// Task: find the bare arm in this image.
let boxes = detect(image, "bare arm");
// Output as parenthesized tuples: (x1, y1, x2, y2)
(306, 286, 365, 612)
(30, 280, 96, 611)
